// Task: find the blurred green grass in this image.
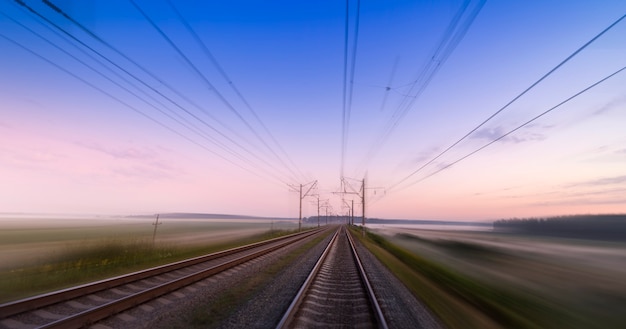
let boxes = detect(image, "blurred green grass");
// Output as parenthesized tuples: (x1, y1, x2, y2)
(0, 222, 296, 303)
(351, 227, 616, 329)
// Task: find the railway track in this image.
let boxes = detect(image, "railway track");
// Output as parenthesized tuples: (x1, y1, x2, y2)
(0, 228, 326, 329)
(277, 226, 388, 329)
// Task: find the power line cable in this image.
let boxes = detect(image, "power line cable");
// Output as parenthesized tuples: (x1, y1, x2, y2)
(387, 12, 626, 190)
(0, 31, 290, 187)
(129, 0, 301, 183)
(344, 0, 361, 171)
(11, 12, 288, 176)
(36, 0, 272, 167)
(24, 0, 297, 183)
(3, 11, 228, 152)
(356, 0, 484, 175)
(340, 0, 351, 179)
(378, 56, 400, 112)
(390, 65, 626, 192)
(165, 0, 307, 182)
(10, 2, 295, 185)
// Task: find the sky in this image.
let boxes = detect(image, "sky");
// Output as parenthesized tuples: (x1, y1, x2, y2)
(1, 0, 625, 221)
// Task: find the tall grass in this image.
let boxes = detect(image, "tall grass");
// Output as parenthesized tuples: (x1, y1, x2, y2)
(1, 239, 171, 300)
(0, 229, 296, 303)
(351, 227, 589, 329)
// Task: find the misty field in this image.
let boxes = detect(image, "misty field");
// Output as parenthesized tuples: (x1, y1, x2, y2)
(370, 227, 626, 329)
(0, 217, 298, 303)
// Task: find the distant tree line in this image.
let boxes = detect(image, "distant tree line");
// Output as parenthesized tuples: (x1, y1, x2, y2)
(493, 214, 626, 240)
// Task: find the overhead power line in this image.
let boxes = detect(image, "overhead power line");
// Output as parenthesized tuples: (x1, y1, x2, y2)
(340, 0, 361, 179)
(36, 0, 280, 167)
(355, 0, 484, 176)
(130, 0, 303, 184)
(30, 0, 298, 184)
(165, 0, 307, 182)
(7, 11, 296, 183)
(10, 1, 296, 186)
(378, 56, 400, 113)
(390, 64, 626, 192)
(387, 12, 626, 190)
(0, 31, 290, 187)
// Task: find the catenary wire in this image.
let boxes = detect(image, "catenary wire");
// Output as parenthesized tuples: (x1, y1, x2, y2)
(2, 10, 290, 180)
(387, 12, 626, 190)
(36, 0, 284, 174)
(355, 0, 483, 176)
(390, 65, 626, 192)
(378, 56, 400, 112)
(340, 0, 351, 179)
(343, 0, 361, 176)
(129, 0, 302, 184)
(26, 0, 299, 184)
(0, 32, 291, 188)
(11, 1, 296, 185)
(37, 0, 249, 145)
(165, 0, 308, 182)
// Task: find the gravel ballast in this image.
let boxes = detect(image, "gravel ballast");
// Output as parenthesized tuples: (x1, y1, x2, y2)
(352, 230, 444, 329)
(96, 226, 443, 328)
(114, 229, 334, 329)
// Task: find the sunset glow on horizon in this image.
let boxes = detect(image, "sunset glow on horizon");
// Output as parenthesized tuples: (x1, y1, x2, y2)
(1, 1, 625, 221)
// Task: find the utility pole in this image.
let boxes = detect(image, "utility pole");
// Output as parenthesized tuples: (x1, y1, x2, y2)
(338, 177, 366, 234)
(299, 184, 302, 231)
(289, 180, 317, 231)
(325, 207, 328, 225)
(152, 214, 162, 247)
(317, 196, 320, 228)
(351, 199, 355, 225)
(362, 178, 366, 236)
(311, 196, 327, 228)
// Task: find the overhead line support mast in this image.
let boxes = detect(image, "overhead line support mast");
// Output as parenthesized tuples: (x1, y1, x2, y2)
(289, 181, 317, 231)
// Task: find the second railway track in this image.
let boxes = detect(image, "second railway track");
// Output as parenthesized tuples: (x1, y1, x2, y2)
(277, 226, 388, 329)
(0, 227, 326, 329)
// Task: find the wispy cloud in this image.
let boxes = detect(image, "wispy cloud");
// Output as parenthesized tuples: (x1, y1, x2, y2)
(0, 145, 67, 171)
(472, 185, 526, 197)
(393, 147, 440, 173)
(529, 196, 626, 207)
(410, 147, 440, 165)
(592, 95, 626, 116)
(73, 140, 185, 181)
(471, 126, 546, 144)
(566, 175, 626, 188)
(524, 122, 555, 130)
(525, 176, 626, 208)
(75, 141, 157, 160)
(111, 164, 174, 180)
(522, 184, 626, 207)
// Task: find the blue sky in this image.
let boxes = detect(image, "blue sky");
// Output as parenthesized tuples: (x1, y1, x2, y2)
(1, 0, 625, 220)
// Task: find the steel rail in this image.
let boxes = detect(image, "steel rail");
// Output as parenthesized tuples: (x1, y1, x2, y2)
(0, 227, 323, 321)
(276, 226, 388, 328)
(275, 227, 340, 328)
(346, 227, 389, 329)
(38, 228, 324, 329)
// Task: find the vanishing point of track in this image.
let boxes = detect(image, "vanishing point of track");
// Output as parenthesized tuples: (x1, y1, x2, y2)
(277, 226, 388, 329)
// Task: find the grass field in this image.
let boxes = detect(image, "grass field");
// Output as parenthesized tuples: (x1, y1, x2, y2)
(356, 226, 626, 329)
(0, 216, 299, 303)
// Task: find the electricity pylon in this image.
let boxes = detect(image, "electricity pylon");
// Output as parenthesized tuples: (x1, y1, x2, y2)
(336, 175, 383, 235)
(310, 195, 328, 228)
